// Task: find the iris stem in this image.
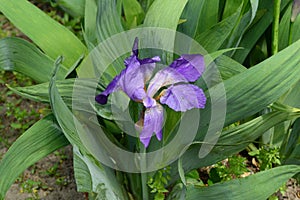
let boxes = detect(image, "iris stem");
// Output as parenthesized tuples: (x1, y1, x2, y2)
(140, 146, 149, 200)
(272, 0, 281, 55)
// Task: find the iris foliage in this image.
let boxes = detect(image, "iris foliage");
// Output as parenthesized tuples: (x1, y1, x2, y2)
(1, 0, 300, 199)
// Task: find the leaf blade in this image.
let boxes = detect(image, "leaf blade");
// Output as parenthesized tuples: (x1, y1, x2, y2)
(0, 0, 87, 67)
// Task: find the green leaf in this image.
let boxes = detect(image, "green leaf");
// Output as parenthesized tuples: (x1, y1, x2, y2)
(224, 38, 300, 125)
(7, 78, 102, 108)
(221, 0, 259, 53)
(74, 146, 128, 199)
(0, 114, 69, 199)
(122, 0, 145, 28)
(143, 0, 188, 29)
(0, 37, 68, 83)
(195, 4, 242, 52)
(213, 55, 246, 80)
(170, 111, 298, 182)
(96, 0, 124, 42)
(84, 0, 98, 48)
(178, 158, 186, 186)
(178, 0, 205, 38)
(73, 146, 92, 192)
(185, 165, 300, 200)
(281, 118, 300, 164)
(49, 58, 127, 198)
(279, 3, 292, 51)
(196, 0, 219, 34)
(49, 57, 87, 147)
(0, 0, 87, 67)
(232, 0, 290, 63)
(56, 0, 85, 17)
(291, 11, 300, 43)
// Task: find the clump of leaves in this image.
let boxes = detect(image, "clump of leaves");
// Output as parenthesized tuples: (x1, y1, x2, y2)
(148, 167, 171, 200)
(249, 146, 281, 171)
(17, 176, 48, 200)
(43, 150, 70, 186)
(209, 155, 249, 184)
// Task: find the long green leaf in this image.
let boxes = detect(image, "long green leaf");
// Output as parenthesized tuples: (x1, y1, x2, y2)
(281, 118, 300, 164)
(291, 9, 300, 43)
(143, 0, 188, 29)
(224, 38, 300, 125)
(195, 4, 242, 52)
(96, 0, 124, 42)
(232, 0, 290, 63)
(196, 0, 219, 34)
(178, 0, 205, 38)
(185, 165, 300, 200)
(0, 0, 87, 67)
(186, 39, 300, 171)
(56, 0, 85, 17)
(7, 78, 103, 108)
(49, 58, 127, 199)
(170, 111, 298, 182)
(84, 0, 98, 48)
(0, 37, 68, 83)
(73, 146, 93, 192)
(0, 114, 69, 199)
(122, 0, 145, 29)
(279, 3, 292, 51)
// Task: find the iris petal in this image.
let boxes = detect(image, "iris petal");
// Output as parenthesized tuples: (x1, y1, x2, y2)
(160, 84, 206, 112)
(95, 72, 123, 104)
(96, 38, 160, 104)
(169, 54, 205, 82)
(139, 104, 164, 147)
(147, 67, 187, 97)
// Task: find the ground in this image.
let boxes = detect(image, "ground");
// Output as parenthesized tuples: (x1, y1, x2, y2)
(0, 72, 85, 199)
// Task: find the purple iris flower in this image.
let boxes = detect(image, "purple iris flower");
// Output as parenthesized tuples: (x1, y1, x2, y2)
(95, 38, 206, 147)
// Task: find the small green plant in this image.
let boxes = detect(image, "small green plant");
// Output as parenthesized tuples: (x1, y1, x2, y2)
(45, 163, 59, 177)
(147, 167, 171, 200)
(185, 170, 205, 187)
(18, 177, 48, 199)
(249, 146, 281, 171)
(209, 155, 249, 183)
(56, 176, 69, 186)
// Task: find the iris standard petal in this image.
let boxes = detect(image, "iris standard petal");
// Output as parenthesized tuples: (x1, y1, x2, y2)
(120, 62, 156, 101)
(160, 84, 206, 112)
(96, 38, 160, 104)
(169, 54, 205, 82)
(147, 67, 187, 97)
(139, 104, 164, 147)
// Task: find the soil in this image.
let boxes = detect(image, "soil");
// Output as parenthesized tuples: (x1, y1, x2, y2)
(0, 73, 85, 199)
(4, 146, 85, 200)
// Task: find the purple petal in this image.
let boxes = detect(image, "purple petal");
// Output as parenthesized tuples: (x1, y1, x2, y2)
(140, 56, 161, 65)
(147, 67, 187, 97)
(169, 54, 205, 82)
(143, 96, 156, 108)
(160, 84, 206, 112)
(96, 38, 161, 105)
(120, 62, 155, 101)
(132, 37, 139, 56)
(95, 72, 122, 104)
(139, 104, 164, 147)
